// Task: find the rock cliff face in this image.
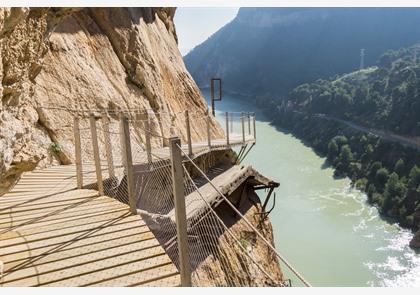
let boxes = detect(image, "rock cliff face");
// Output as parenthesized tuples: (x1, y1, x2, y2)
(0, 7, 222, 196)
(0, 7, 285, 285)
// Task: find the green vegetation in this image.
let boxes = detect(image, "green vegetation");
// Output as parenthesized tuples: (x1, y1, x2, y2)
(273, 111, 420, 232)
(258, 45, 420, 237)
(50, 142, 62, 154)
(288, 44, 420, 136)
(239, 238, 249, 249)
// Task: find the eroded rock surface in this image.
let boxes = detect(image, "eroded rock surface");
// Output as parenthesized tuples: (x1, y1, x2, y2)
(0, 7, 222, 195)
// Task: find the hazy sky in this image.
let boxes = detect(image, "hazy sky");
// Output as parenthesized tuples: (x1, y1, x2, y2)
(174, 7, 239, 56)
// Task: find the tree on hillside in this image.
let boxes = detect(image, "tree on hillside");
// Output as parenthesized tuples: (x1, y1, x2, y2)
(383, 172, 407, 212)
(408, 165, 420, 190)
(369, 161, 382, 178)
(327, 140, 339, 161)
(338, 144, 353, 169)
(375, 167, 390, 190)
(394, 159, 405, 176)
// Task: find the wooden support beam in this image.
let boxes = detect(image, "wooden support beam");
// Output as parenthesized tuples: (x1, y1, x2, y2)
(118, 113, 127, 168)
(89, 114, 104, 196)
(120, 115, 137, 215)
(225, 112, 230, 146)
(73, 117, 83, 189)
(144, 112, 152, 165)
(102, 115, 115, 179)
(185, 110, 193, 156)
(241, 112, 246, 144)
(230, 112, 233, 132)
(206, 111, 211, 149)
(169, 137, 192, 287)
(253, 112, 257, 141)
(248, 112, 251, 135)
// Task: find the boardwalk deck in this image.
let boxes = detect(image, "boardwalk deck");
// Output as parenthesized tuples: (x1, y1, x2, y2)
(0, 133, 254, 287)
(0, 167, 180, 287)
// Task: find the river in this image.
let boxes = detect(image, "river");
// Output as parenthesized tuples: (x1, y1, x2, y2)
(202, 89, 420, 287)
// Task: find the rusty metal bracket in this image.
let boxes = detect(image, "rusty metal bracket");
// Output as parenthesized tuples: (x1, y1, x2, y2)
(210, 78, 222, 116)
(255, 187, 277, 223)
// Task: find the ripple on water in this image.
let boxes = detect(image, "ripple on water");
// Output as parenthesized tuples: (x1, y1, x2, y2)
(366, 229, 420, 287)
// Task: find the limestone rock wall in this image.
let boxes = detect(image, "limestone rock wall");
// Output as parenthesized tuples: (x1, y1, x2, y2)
(0, 7, 223, 196)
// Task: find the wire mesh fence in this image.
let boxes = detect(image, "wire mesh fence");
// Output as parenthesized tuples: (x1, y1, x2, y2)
(176, 144, 310, 287)
(20, 106, 308, 287)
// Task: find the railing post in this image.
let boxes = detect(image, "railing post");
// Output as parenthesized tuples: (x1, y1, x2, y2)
(120, 115, 136, 215)
(253, 112, 257, 141)
(225, 112, 230, 146)
(169, 137, 192, 287)
(144, 112, 152, 165)
(230, 112, 233, 133)
(102, 115, 115, 179)
(206, 111, 211, 149)
(89, 114, 104, 196)
(185, 110, 193, 156)
(73, 117, 83, 189)
(247, 112, 251, 135)
(241, 112, 245, 144)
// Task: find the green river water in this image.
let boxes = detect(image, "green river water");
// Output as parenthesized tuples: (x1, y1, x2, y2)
(203, 90, 420, 287)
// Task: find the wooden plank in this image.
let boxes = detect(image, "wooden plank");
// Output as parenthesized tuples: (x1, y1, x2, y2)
(89, 114, 104, 196)
(102, 115, 115, 179)
(74, 117, 83, 188)
(0, 185, 180, 287)
(120, 116, 136, 215)
(169, 137, 192, 287)
(242, 112, 246, 144)
(225, 112, 230, 146)
(185, 110, 193, 156)
(144, 112, 152, 165)
(207, 113, 211, 149)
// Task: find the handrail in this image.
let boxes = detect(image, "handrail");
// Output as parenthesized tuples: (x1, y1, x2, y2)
(177, 144, 312, 287)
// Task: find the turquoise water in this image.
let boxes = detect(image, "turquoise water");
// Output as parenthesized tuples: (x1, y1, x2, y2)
(203, 89, 420, 287)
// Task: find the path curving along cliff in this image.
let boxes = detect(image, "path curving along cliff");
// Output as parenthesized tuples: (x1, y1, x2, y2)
(0, 8, 223, 196)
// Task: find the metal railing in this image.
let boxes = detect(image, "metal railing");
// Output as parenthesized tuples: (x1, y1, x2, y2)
(35, 105, 309, 287)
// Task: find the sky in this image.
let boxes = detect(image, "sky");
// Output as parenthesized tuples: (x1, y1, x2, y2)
(174, 7, 239, 56)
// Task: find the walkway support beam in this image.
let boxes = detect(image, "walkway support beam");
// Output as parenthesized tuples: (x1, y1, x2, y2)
(185, 110, 193, 156)
(102, 115, 115, 179)
(241, 112, 246, 144)
(144, 112, 152, 165)
(248, 112, 251, 135)
(253, 112, 257, 141)
(225, 112, 230, 146)
(73, 117, 83, 189)
(120, 115, 137, 215)
(206, 111, 211, 149)
(89, 114, 104, 196)
(230, 112, 233, 133)
(169, 137, 192, 287)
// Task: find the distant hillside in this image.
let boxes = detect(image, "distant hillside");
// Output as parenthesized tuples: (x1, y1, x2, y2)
(271, 45, 420, 247)
(185, 8, 420, 96)
(287, 44, 420, 136)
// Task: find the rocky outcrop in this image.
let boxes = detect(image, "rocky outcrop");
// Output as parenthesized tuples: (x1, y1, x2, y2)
(0, 7, 222, 196)
(409, 229, 420, 249)
(193, 187, 284, 286)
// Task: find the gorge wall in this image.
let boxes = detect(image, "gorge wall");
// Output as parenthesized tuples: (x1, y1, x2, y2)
(185, 7, 420, 97)
(0, 7, 222, 196)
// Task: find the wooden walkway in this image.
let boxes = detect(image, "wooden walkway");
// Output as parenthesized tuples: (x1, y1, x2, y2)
(0, 166, 180, 287)
(0, 134, 255, 287)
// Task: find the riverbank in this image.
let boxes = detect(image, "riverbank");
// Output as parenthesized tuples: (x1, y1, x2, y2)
(213, 88, 420, 248)
(203, 89, 420, 286)
(271, 108, 420, 249)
